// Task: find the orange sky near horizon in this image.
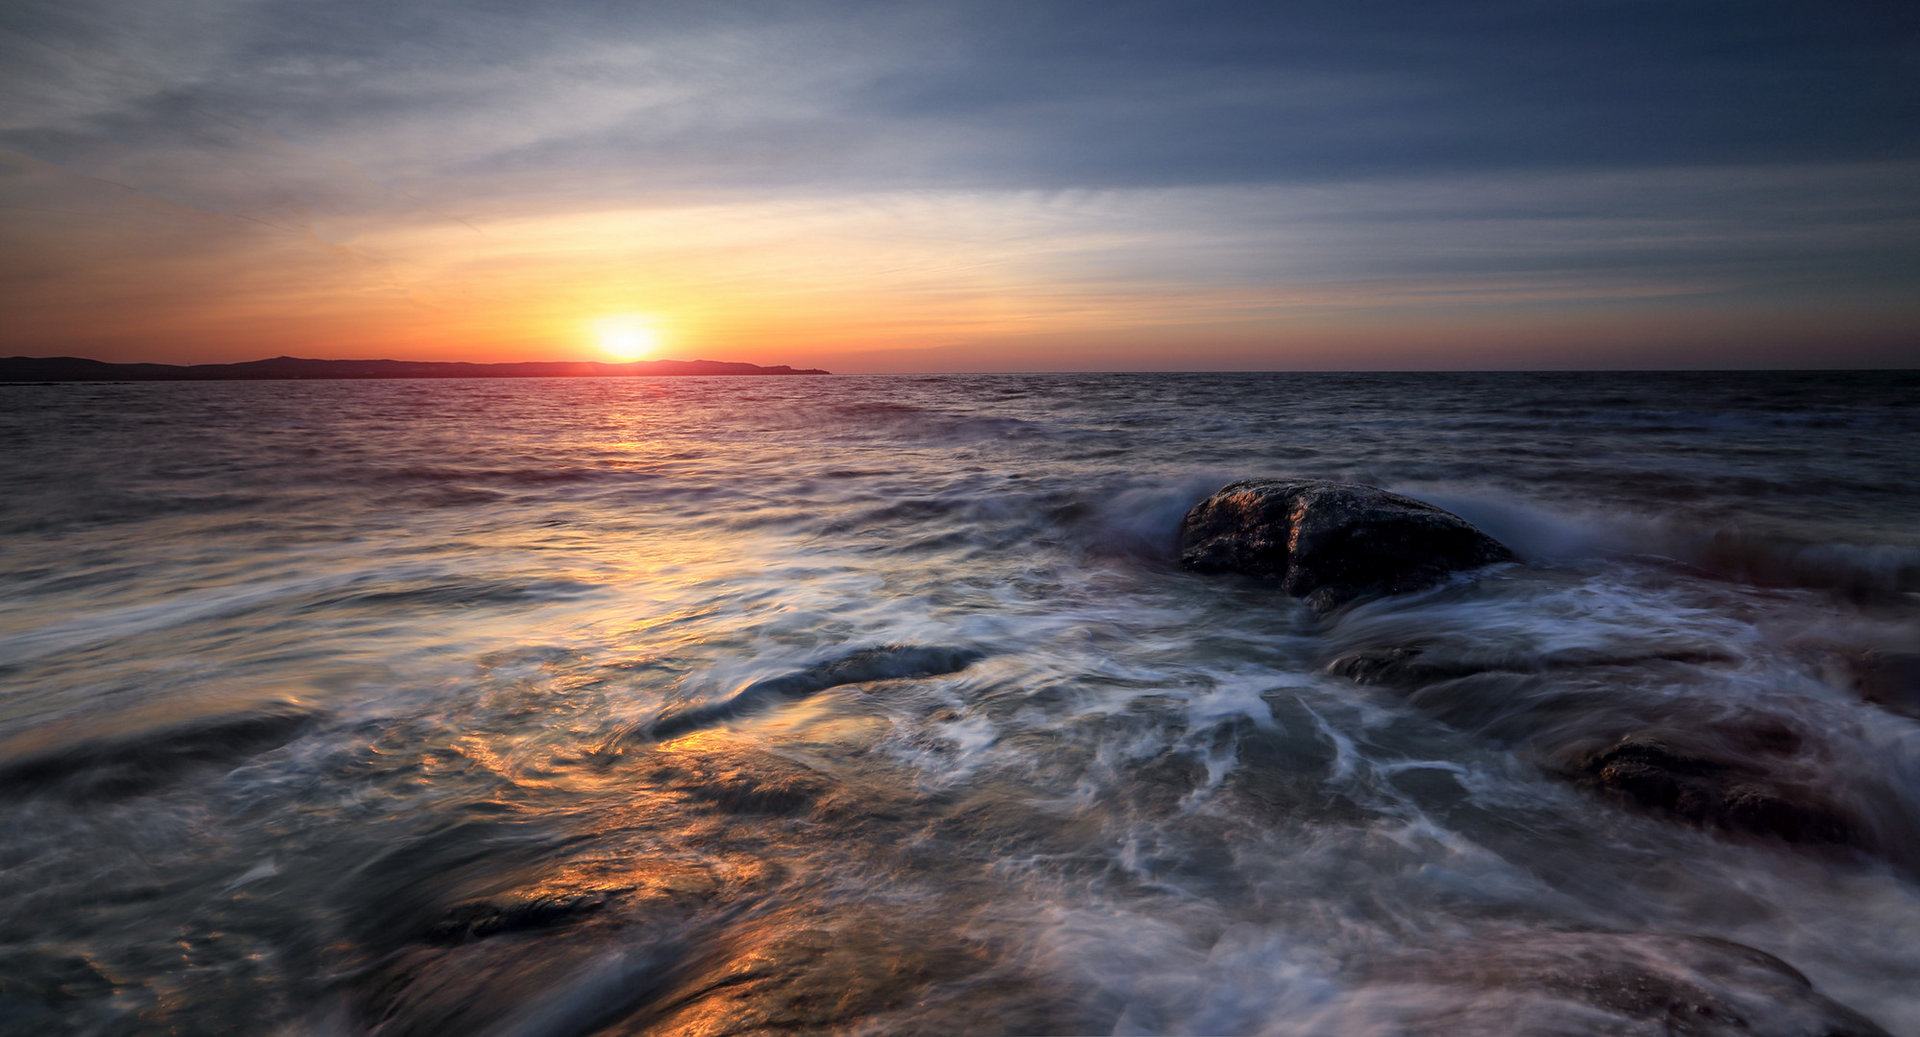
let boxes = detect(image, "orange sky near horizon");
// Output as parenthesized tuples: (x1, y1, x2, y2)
(8, 148, 1914, 373)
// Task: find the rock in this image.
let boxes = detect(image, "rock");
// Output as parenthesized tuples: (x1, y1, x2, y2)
(1849, 650, 1920, 720)
(1559, 729, 1865, 849)
(1179, 480, 1512, 612)
(1366, 930, 1889, 1036)
(1328, 643, 1738, 689)
(1318, 639, 1883, 856)
(640, 644, 984, 743)
(1327, 644, 1504, 686)
(0, 947, 117, 1032)
(1320, 641, 1743, 695)
(0, 701, 314, 801)
(425, 892, 608, 945)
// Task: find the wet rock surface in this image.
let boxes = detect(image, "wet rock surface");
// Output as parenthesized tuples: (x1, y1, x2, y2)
(0, 701, 315, 801)
(1849, 650, 1920, 720)
(640, 643, 984, 743)
(350, 729, 1096, 1037)
(1321, 642, 1882, 856)
(1368, 930, 1890, 1036)
(0, 948, 118, 1035)
(1329, 643, 1738, 689)
(423, 891, 609, 945)
(1179, 479, 1513, 612)
(1558, 730, 1866, 850)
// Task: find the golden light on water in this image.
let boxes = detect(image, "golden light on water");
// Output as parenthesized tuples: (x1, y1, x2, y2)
(595, 315, 661, 360)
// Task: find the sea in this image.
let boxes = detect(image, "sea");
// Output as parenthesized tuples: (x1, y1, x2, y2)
(1, 371, 1917, 1035)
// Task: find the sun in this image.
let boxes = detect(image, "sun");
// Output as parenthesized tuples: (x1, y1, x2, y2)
(595, 315, 660, 360)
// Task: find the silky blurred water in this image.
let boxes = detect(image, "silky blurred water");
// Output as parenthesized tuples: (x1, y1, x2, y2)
(1, 372, 1917, 1035)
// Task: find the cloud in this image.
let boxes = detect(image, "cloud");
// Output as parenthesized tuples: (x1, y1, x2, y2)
(0, 0, 1915, 366)
(11, 0, 1915, 206)
(0, 0, 253, 129)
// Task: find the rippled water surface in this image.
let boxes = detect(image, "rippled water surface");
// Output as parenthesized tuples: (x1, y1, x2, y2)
(2, 372, 1918, 1035)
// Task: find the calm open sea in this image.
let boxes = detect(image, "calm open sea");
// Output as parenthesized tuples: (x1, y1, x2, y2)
(2, 371, 1918, 1035)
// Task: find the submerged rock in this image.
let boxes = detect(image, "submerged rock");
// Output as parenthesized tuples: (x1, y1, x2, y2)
(1327, 643, 1513, 687)
(1320, 641, 1881, 856)
(1848, 650, 1920, 720)
(1179, 480, 1512, 612)
(0, 947, 117, 1034)
(1328, 643, 1738, 689)
(424, 891, 608, 945)
(642, 644, 984, 743)
(0, 700, 315, 801)
(1367, 930, 1889, 1036)
(1559, 728, 1865, 850)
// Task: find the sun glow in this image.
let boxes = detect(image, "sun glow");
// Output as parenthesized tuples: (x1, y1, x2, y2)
(595, 315, 660, 360)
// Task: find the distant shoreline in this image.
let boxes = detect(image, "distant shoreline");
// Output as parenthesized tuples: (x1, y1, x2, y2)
(0, 356, 831, 382)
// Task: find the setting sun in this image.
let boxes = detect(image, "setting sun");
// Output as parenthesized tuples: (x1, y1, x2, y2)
(595, 315, 660, 360)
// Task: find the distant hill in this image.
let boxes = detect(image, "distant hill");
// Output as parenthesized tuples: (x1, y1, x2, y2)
(0, 355, 831, 381)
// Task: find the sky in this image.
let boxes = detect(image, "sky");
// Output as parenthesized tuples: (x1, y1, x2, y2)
(1, 0, 1916, 372)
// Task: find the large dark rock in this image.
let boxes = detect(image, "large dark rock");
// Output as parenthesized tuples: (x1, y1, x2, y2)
(1179, 480, 1512, 612)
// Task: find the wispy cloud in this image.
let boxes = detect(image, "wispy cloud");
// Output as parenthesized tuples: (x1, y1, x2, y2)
(2, 0, 1915, 367)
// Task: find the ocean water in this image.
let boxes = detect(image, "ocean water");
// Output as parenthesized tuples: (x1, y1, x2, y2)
(1, 371, 1917, 1035)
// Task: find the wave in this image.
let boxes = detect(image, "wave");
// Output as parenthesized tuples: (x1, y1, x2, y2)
(984, 473, 1919, 601)
(1410, 488, 1920, 598)
(0, 569, 601, 668)
(366, 464, 625, 487)
(818, 399, 1056, 447)
(300, 577, 600, 613)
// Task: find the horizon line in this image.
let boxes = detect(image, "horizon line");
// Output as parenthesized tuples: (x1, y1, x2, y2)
(5, 352, 1917, 380)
